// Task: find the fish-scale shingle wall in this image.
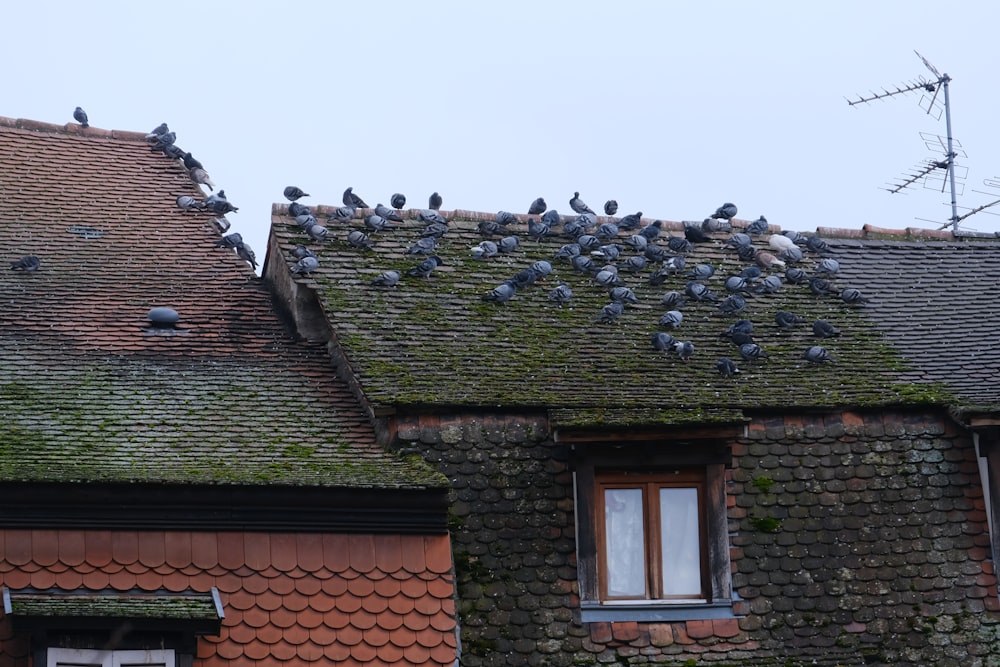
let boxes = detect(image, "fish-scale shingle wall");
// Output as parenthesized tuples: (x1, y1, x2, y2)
(0, 529, 457, 667)
(396, 409, 1000, 667)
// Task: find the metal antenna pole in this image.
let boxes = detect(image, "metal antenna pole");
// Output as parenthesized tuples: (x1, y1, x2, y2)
(941, 74, 959, 231)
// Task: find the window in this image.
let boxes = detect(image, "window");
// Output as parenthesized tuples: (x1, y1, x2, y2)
(569, 439, 735, 622)
(47, 648, 175, 667)
(598, 470, 708, 602)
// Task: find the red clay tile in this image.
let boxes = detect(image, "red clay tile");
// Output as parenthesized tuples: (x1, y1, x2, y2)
(296, 534, 324, 573)
(30, 530, 59, 567)
(334, 624, 363, 646)
(217, 532, 246, 570)
(403, 643, 431, 664)
(214, 572, 244, 594)
(400, 577, 428, 600)
(226, 589, 255, 611)
(429, 611, 455, 632)
(54, 569, 83, 590)
(215, 640, 242, 660)
(244, 533, 271, 571)
(373, 577, 401, 598)
(81, 570, 111, 589)
(297, 608, 324, 630)
(108, 569, 137, 590)
(283, 590, 309, 612)
(361, 594, 389, 615)
(308, 593, 335, 613)
(400, 538, 426, 575)
(349, 535, 377, 573)
(389, 627, 417, 648)
(1, 570, 31, 590)
(335, 592, 362, 613)
(352, 609, 378, 631)
(414, 595, 441, 616)
(270, 606, 298, 629)
(403, 610, 431, 631)
(378, 610, 405, 631)
(426, 577, 453, 599)
(243, 573, 269, 595)
(191, 532, 220, 570)
(134, 570, 163, 591)
(374, 534, 403, 573)
(227, 621, 256, 644)
(347, 576, 376, 597)
(416, 625, 445, 648)
(270, 533, 298, 572)
(321, 576, 349, 597)
(339, 567, 362, 580)
(324, 641, 352, 662)
(164, 532, 191, 568)
(323, 608, 351, 630)
(255, 589, 283, 612)
(294, 576, 321, 596)
(111, 531, 139, 566)
(269, 574, 296, 595)
(270, 640, 298, 661)
(295, 642, 324, 661)
(162, 570, 190, 592)
(59, 530, 87, 565)
(387, 594, 415, 615)
(322, 534, 350, 573)
(376, 642, 404, 663)
(255, 622, 283, 645)
(423, 535, 453, 575)
(282, 624, 310, 646)
(430, 642, 457, 665)
(350, 641, 378, 662)
(243, 639, 271, 660)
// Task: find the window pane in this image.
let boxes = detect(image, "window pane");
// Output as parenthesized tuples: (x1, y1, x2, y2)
(659, 487, 702, 597)
(604, 488, 646, 597)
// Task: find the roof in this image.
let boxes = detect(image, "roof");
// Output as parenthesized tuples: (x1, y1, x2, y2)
(0, 528, 457, 667)
(0, 117, 444, 489)
(268, 205, 999, 425)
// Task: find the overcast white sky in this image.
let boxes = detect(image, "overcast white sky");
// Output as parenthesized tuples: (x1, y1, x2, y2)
(5, 2, 1000, 271)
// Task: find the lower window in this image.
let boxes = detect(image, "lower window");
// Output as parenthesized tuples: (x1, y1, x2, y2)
(47, 648, 175, 667)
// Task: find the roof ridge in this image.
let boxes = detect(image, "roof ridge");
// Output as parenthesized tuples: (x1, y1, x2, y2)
(270, 202, 992, 242)
(0, 115, 147, 141)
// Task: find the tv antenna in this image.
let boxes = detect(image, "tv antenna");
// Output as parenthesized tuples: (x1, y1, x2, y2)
(846, 50, 968, 231)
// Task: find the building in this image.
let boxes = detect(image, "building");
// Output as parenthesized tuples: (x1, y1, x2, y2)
(0, 117, 458, 667)
(266, 201, 1000, 666)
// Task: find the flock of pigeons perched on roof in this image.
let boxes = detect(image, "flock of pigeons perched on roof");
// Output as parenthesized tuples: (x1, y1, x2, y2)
(272, 188, 873, 377)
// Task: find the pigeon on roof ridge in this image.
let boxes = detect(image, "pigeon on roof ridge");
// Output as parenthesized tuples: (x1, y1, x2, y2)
(73, 107, 89, 128)
(390, 193, 407, 209)
(429, 192, 443, 211)
(528, 197, 546, 215)
(569, 192, 595, 215)
(284, 186, 309, 201)
(343, 187, 368, 209)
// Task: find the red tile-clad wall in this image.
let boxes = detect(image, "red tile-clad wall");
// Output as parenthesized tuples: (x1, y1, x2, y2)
(0, 530, 457, 667)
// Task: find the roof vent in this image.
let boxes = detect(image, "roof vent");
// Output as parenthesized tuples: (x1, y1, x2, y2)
(143, 307, 188, 336)
(66, 225, 108, 239)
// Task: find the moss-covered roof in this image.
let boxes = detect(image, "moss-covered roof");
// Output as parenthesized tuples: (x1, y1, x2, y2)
(6, 590, 221, 621)
(270, 207, 976, 424)
(0, 117, 445, 490)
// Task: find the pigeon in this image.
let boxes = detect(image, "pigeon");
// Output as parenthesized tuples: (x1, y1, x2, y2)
(659, 310, 683, 329)
(483, 281, 517, 303)
(532, 260, 553, 278)
(702, 217, 732, 234)
(374, 203, 404, 222)
(782, 230, 808, 246)
(549, 283, 573, 304)
(645, 245, 670, 264)
(478, 220, 506, 237)
(745, 216, 769, 235)
(562, 219, 586, 240)
(609, 286, 638, 304)
(146, 123, 169, 140)
(371, 270, 401, 287)
(648, 331, 676, 352)
(182, 152, 203, 170)
(569, 192, 595, 215)
(528, 197, 547, 215)
(662, 255, 687, 275)
(527, 218, 554, 241)
(471, 240, 499, 259)
(739, 265, 763, 282)
(214, 232, 243, 249)
(425, 192, 443, 211)
(595, 268, 622, 288)
(510, 268, 539, 289)
(291, 245, 316, 260)
(803, 346, 835, 363)
(667, 237, 694, 254)
(754, 250, 786, 270)
(597, 301, 625, 323)
(716, 357, 740, 378)
(775, 310, 806, 329)
(390, 193, 407, 209)
(712, 203, 738, 220)
(673, 340, 695, 361)
(364, 214, 396, 233)
(407, 237, 438, 255)
(347, 230, 374, 250)
(840, 288, 871, 305)
(739, 343, 769, 362)
(10, 255, 40, 271)
(604, 200, 619, 216)
(343, 187, 369, 209)
(288, 201, 311, 218)
(306, 224, 330, 242)
(291, 255, 319, 275)
(723, 319, 754, 339)
(595, 222, 619, 241)
(571, 255, 595, 274)
(406, 255, 444, 278)
(208, 199, 239, 215)
(785, 267, 809, 284)
(683, 222, 710, 244)
(685, 281, 718, 302)
(235, 242, 257, 270)
(189, 167, 215, 191)
(175, 195, 203, 211)
(805, 236, 834, 255)
(660, 291, 685, 309)
(724, 276, 752, 294)
(418, 209, 447, 226)
(575, 212, 598, 228)
(495, 211, 517, 226)
(754, 275, 783, 294)
(150, 132, 177, 152)
(768, 233, 795, 252)
(717, 294, 747, 316)
(686, 264, 715, 280)
(641, 220, 665, 241)
(73, 107, 89, 128)
(813, 320, 841, 338)
(284, 186, 309, 201)
(555, 243, 582, 260)
(541, 209, 562, 227)
(421, 221, 450, 238)
(618, 212, 643, 230)
(329, 205, 356, 223)
(724, 233, 753, 252)
(620, 255, 648, 273)
(779, 246, 804, 264)
(497, 236, 520, 254)
(623, 234, 647, 252)
(815, 258, 841, 276)
(576, 234, 601, 252)
(593, 244, 621, 261)
(162, 144, 186, 160)
(808, 277, 836, 296)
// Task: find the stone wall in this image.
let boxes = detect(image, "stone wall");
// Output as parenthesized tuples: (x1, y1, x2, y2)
(395, 409, 1000, 666)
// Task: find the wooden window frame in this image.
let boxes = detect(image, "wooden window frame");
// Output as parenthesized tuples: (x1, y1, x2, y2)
(596, 469, 710, 602)
(47, 648, 176, 667)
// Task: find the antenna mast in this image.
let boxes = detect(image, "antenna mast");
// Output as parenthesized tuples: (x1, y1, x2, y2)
(847, 50, 960, 232)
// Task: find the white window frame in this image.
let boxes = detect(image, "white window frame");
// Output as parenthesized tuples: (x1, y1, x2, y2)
(47, 648, 175, 667)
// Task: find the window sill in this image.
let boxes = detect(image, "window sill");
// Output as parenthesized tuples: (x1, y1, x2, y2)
(580, 600, 737, 623)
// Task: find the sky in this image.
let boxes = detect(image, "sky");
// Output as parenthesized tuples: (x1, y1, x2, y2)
(5, 2, 1000, 273)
